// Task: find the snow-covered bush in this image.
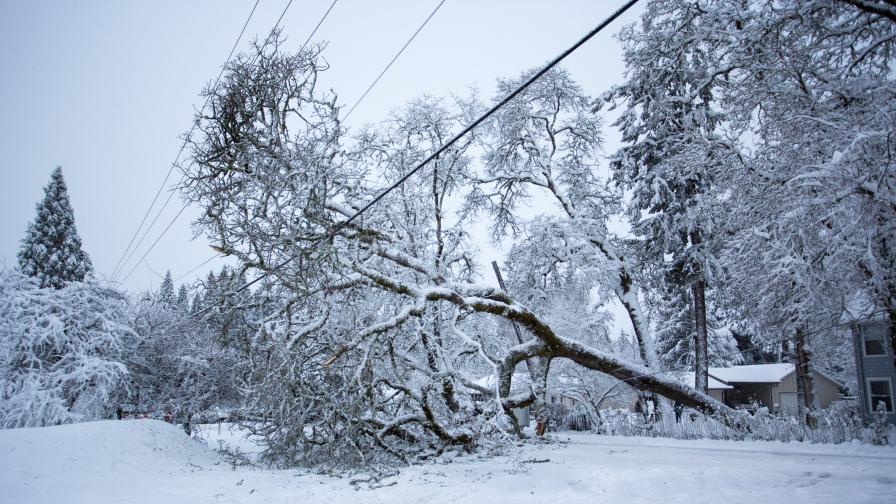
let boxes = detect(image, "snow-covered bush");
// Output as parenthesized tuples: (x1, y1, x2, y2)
(592, 401, 886, 445)
(0, 269, 130, 428)
(122, 274, 242, 424)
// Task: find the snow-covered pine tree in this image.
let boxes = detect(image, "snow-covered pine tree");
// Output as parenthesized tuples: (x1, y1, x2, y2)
(601, 0, 740, 392)
(201, 270, 220, 308)
(158, 270, 175, 307)
(190, 292, 203, 314)
(654, 283, 695, 370)
(176, 285, 190, 312)
(17, 167, 93, 289)
(654, 281, 741, 371)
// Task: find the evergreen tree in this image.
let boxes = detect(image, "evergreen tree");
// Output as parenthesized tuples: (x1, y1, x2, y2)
(158, 270, 175, 307)
(202, 271, 219, 307)
(655, 279, 742, 370)
(190, 292, 203, 314)
(17, 167, 93, 289)
(176, 285, 190, 313)
(601, 0, 738, 391)
(654, 283, 695, 370)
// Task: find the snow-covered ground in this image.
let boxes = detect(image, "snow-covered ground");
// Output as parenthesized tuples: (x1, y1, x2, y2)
(2, 420, 895, 504)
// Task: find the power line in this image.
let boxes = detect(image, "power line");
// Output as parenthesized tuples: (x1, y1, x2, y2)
(342, 0, 447, 122)
(180, 0, 642, 323)
(113, 183, 183, 280)
(110, 0, 261, 280)
(114, 0, 305, 282)
(174, 253, 224, 283)
(335, 0, 639, 232)
(299, 0, 338, 54)
(120, 203, 191, 283)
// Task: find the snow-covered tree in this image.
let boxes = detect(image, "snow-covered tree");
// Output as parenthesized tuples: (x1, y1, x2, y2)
(175, 284, 190, 312)
(600, 0, 894, 424)
(0, 269, 130, 428)
(601, 0, 743, 392)
(181, 36, 735, 467)
(158, 270, 175, 307)
(653, 282, 741, 370)
(123, 277, 241, 423)
(503, 220, 622, 423)
(467, 66, 665, 371)
(17, 167, 93, 289)
(653, 283, 697, 370)
(718, 0, 895, 422)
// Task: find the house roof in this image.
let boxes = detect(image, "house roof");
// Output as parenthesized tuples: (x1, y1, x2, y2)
(709, 363, 845, 388)
(666, 371, 733, 390)
(709, 363, 795, 384)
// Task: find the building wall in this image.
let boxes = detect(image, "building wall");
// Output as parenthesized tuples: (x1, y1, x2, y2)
(513, 406, 530, 427)
(814, 373, 843, 409)
(773, 371, 842, 412)
(854, 321, 896, 424)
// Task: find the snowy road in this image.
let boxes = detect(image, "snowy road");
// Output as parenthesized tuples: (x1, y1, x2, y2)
(2, 421, 894, 504)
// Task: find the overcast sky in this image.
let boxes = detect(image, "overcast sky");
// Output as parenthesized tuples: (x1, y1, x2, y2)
(0, 0, 643, 330)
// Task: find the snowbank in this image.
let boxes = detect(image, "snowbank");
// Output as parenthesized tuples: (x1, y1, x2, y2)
(1, 420, 221, 503)
(3, 420, 896, 503)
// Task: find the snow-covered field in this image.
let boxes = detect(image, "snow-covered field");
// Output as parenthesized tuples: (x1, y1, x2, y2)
(2, 420, 895, 504)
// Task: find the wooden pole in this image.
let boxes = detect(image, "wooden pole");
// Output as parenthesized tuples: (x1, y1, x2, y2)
(491, 261, 526, 346)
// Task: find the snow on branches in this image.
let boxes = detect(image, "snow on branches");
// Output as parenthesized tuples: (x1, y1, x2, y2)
(0, 270, 130, 428)
(181, 33, 736, 469)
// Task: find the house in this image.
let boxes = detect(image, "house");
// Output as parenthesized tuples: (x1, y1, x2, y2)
(684, 363, 843, 415)
(843, 297, 895, 424)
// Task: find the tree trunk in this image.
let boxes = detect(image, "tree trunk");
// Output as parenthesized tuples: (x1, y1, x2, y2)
(551, 342, 734, 422)
(370, 279, 741, 428)
(793, 327, 816, 427)
(422, 309, 459, 413)
(889, 308, 896, 371)
(491, 261, 544, 422)
(692, 278, 709, 394)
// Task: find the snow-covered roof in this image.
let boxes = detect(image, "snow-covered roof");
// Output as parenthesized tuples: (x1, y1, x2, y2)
(708, 363, 795, 384)
(666, 371, 732, 390)
(695, 373, 732, 390)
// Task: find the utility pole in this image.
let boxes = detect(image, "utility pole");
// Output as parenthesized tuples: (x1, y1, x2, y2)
(491, 261, 526, 347)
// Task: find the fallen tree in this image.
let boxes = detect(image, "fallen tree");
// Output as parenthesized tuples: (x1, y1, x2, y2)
(181, 34, 736, 468)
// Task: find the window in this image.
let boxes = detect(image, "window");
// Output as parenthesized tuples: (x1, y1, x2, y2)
(862, 323, 888, 357)
(867, 378, 894, 413)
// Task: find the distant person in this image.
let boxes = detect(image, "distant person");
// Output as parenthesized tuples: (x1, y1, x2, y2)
(673, 401, 684, 423)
